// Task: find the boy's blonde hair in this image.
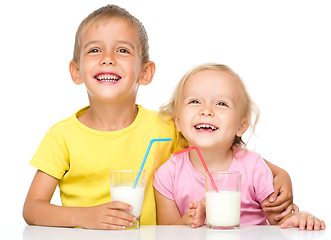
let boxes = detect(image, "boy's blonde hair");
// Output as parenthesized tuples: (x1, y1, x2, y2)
(72, 4, 149, 64)
(160, 63, 260, 149)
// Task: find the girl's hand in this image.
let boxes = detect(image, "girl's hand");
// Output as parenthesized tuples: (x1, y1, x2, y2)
(187, 199, 206, 228)
(280, 211, 326, 231)
(78, 201, 136, 230)
(273, 203, 299, 221)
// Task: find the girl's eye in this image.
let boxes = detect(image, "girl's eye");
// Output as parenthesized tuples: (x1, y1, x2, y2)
(217, 102, 228, 107)
(188, 100, 200, 104)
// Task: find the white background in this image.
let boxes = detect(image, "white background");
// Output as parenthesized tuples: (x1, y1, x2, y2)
(1, 0, 330, 228)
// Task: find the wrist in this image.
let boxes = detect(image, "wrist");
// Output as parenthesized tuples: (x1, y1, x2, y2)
(69, 206, 85, 228)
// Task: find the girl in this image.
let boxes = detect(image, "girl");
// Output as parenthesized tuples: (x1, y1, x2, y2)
(153, 63, 325, 230)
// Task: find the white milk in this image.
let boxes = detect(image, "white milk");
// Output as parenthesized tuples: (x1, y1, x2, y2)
(206, 191, 241, 227)
(111, 187, 145, 217)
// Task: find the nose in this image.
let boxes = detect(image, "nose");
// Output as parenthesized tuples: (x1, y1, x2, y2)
(100, 53, 116, 66)
(199, 106, 214, 117)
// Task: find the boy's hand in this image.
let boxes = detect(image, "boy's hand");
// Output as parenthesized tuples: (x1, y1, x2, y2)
(79, 201, 136, 230)
(262, 171, 293, 213)
(280, 211, 326, 231)
(187, 199, 206, 228)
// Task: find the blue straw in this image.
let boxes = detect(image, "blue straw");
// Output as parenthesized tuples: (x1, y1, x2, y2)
(133, 138, 172, 188)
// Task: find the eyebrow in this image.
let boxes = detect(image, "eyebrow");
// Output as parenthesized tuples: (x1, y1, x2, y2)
(117, 40, 136, 50)
(83, 41, 101, 50)
(83, 40, 136, 50)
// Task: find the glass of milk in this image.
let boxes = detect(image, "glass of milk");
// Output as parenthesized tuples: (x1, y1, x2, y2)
(205, 171, 241, 229)
(110, 170, 145, 229)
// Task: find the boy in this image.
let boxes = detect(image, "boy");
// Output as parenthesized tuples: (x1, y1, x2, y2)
(23, 5, 292, 230)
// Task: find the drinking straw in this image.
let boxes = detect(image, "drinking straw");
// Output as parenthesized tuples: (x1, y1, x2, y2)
(172, 146, 219, 192)
(133, 138, 172, 188)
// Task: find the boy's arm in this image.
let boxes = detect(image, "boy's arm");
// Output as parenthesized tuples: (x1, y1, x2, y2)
(23, 170, 135, 230)
(263, 159, 293, 212)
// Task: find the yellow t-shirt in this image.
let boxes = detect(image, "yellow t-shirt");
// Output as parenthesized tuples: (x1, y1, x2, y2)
(30, 105, 180, 225)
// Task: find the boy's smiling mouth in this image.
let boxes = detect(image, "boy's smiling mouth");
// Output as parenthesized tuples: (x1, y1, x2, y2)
(194, 123, 218, 132)
(94, 72, 122, 82)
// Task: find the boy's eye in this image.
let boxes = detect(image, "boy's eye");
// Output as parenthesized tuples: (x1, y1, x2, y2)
(88, 48, 100, 53)
(118, 48, 130, 54)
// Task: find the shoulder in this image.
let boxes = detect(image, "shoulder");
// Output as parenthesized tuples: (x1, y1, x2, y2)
(156, 154, 183, 172)
(154, 153, 188, 178)
(234, 148, 263, 166)
(233, 148, 271, 177)
(44, 107, 88, 140)
(235, 148, 273, 181)
(138, 105, 173, 124)
(137, 105, 179, 145)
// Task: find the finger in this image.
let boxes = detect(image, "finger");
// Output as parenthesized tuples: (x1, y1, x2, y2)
(320, 220, 326, 230)
(104, 223, 126, 230)
(313, 219, 321, 231)
(299, 214, 308, 231)
(270, 183, 286, 202)
(280, 219, 293, 229)
(107, 208, 137, 223)
(263, 199, 291, 212)
(191, 223, 197, 229)
(188, 209, 196, 217)
(306, 215, 315, 231)
(268, 192, 278, 203)
(280, 216, 299, 229)
(102, 216, 134, 229)
(264, 193, 292, 209)
(107, 201, 133, 211)
(188, 215, 194, 224)
(189, 201, 199, 209)
(292, 204, 299, 213)
(274, 204, 293, 221)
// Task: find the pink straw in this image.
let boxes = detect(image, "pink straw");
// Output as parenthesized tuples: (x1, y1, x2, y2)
(172, 146, 219, 192)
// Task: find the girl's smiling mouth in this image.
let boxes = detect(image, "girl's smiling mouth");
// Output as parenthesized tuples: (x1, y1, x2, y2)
(94, 72, 122, 83)
(194, 123, 218, 132)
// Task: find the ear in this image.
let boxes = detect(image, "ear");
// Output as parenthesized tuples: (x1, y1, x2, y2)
(174, 116, 181, 132)
(69, 60, 83, 85)
(236, 118, 250, 137)
(138, 61, 155, 86)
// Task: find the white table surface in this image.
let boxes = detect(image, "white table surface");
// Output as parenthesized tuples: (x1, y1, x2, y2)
(0, 225, 328, 240)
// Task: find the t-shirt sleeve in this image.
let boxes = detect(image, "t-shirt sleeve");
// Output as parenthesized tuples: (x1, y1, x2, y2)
(253, 155, 275, 203)
(153, 158, 176, 200)
(29, 130, 69, 180)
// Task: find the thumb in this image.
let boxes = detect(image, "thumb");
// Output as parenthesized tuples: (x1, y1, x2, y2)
(280, 217, 298, 229)
(268, 192, 278, 203)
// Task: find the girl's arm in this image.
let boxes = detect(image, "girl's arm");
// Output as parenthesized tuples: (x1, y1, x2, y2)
(155, 188, 205, 228)
(154, 188, 189, 225)
(23, 170, 135, 230)
(261, 197, 326, 230)
(264, 159, 293, 212)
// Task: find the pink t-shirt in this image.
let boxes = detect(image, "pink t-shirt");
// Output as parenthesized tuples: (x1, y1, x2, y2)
(153, 148, 274, 225)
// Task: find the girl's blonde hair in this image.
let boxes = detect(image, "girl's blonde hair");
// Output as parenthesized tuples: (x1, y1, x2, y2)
(72, 4, 149, 64)
(160, 63, 260, 149)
